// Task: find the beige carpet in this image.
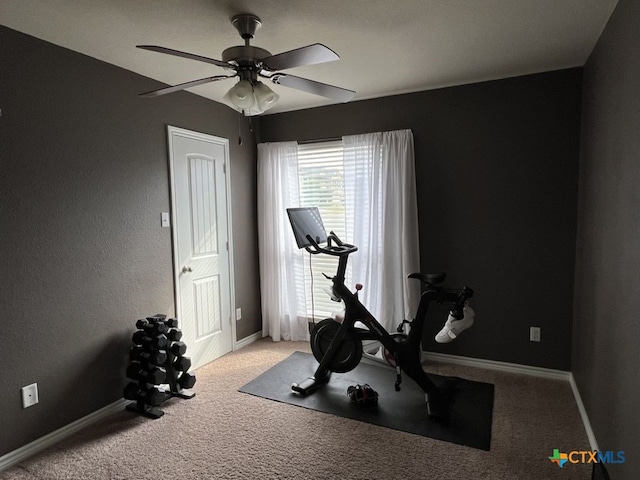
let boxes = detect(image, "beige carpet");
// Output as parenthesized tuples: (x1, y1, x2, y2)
(1, 339, 591, 479)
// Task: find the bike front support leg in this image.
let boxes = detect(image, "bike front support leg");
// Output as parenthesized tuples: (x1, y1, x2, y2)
(291, 372, 331, 395)
(291, 319, 351, 395)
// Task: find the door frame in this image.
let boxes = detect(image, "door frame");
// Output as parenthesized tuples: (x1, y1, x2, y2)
(167, 125, 237, 353)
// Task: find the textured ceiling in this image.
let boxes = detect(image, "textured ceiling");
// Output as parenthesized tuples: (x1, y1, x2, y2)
(0, 0, 618, 114)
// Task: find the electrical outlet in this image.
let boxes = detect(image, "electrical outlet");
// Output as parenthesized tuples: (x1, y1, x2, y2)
(530, 327, 541, 342)
(21, 383, 39, 408)
(236, 308, 242, 321)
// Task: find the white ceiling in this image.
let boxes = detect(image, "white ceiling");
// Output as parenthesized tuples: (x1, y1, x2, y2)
(0, 0, 618, 115)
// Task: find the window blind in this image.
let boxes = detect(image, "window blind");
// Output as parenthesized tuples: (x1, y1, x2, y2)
(297, 141, 347, 320)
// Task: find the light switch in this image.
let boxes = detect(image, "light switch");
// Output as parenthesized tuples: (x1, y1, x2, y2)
(161, 212, 170, 228)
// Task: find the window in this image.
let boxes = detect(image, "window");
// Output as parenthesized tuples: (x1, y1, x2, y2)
(257, 130, 418, 341)
(297, 141, 347, 320)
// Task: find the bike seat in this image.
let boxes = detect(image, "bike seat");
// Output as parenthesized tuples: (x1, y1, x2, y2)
(408, 272, 446, 285)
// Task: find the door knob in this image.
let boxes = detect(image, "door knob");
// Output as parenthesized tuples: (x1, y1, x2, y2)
(182, 266, 193, 273)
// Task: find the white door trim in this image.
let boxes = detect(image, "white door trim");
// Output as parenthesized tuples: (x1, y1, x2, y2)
(167, 125, 237, 352)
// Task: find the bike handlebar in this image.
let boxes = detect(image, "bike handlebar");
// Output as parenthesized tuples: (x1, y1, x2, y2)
(304, 231, 358, 257)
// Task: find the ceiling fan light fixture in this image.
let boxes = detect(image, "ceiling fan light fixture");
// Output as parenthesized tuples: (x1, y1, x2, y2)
(224, 79, 278, 116)
(226, 79, 255, 109)
(254, 81, 279, 112)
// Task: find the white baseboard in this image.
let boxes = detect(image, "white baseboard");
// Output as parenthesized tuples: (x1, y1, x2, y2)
(423, 351, 571, 380)
(422, 351, 599, 450)
(234, 331, 262, 350)
(0, 348, 598, 473)
(0, 398, 128, 473)
(569, 373, 599, 451)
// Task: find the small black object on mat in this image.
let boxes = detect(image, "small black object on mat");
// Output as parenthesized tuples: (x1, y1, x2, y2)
(348, 383, 379, 407)
(239, 351, 494, 451)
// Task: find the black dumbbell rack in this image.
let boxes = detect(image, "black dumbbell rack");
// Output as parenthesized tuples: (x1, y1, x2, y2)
(124, 314, 197, 419)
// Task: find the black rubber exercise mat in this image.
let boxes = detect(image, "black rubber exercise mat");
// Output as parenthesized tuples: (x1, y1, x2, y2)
(239, 351, 494, 450)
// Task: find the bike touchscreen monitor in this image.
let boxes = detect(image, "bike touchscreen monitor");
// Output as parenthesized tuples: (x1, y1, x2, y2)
(286, 207, 328, 249)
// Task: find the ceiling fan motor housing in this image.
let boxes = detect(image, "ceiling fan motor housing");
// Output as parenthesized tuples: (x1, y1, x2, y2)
(221, 45, 271, 66)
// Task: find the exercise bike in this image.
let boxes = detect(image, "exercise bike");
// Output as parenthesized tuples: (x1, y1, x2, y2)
(287, 208, 474, 419)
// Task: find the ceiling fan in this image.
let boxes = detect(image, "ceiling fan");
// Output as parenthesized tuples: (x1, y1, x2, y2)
(137, 13, 356, 115)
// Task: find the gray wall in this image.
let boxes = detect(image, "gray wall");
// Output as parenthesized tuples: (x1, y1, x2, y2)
(260, 69, 583, 371)
(0, 26, 262, 456)
(573, 0, 639, 477)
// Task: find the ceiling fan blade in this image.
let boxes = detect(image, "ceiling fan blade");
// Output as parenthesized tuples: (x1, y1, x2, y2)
(137, 45, 231, 69)
(140, 75, 234, 98)
(271, 74, 355, 102)
(262, 44, 339, 71)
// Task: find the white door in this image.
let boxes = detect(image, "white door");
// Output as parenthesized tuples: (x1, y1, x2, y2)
(168, 126, 234, 370)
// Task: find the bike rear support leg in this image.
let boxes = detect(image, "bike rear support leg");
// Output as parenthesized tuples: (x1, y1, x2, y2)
(394, 345, 447, 418)
(395, 289, 456, 419)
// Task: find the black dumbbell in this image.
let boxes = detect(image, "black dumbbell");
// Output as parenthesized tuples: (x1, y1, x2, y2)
(144, 322, 166, 335)
(131, 358, 158, 372)
(123, 382, 166, 406)
(173, 356, 192, 372)
(178, 372, 196, 389)
(126, 363, 167, 385)
(132, 331, 167, 349)
(135, 318, 167, 335)
(164, 318, 179, 328)
(129, 347, 167, 367)
(136, 317, 166, 328)
(135, 319, 147, 329)
(168, 341, 187, 356)
(166, 328, 183, 341)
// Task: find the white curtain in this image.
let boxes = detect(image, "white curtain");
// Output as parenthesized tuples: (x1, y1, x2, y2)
(257, 130, 420, 340)
(343, 129, 421, 330)
(257, 142, 309, 341)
